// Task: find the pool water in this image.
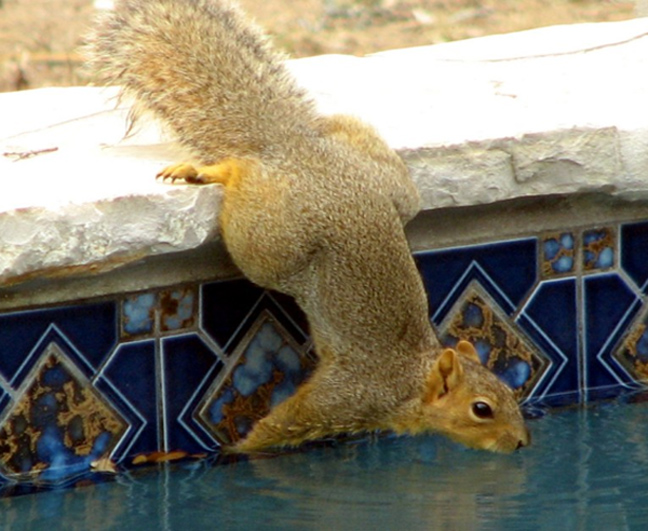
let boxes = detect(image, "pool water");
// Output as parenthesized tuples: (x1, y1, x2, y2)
(2, 399, 648, 530)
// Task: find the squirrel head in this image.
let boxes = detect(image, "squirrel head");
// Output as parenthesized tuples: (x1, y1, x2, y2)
(414, 340, 530, 453)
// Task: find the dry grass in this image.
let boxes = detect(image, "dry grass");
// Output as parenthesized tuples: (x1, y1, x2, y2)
(0, 0, 637, 92)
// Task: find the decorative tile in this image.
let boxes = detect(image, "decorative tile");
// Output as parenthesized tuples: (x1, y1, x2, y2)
(583, 273, 642, 392)
(0, 372, 11, 411)
(613, 303, 648, 383)
(96, 341, 156, 460)
(160, 288, 197, 332)
(416, 238, 537, 323)
(121, 293, 156, 338)
(541, 232, 575, 277)
(438, 281, 549, 399)
(200, 280, 265, 351)
(0, 302, 117, 383)
(0, 387, 9, 423)
(621, 220, 648, 293)
(0, 342, 127, 481)
(517, 278, 578, 403)
(583, 227, 615, 273)
(201, 280, 309, 353)
(162, 334, 223, 453)
(0, 214, 647, 492)
(196, 310, 316, 445)
(121, 287, 198, 340)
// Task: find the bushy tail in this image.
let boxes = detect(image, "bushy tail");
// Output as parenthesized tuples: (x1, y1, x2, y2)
(85, 0, 318, 162)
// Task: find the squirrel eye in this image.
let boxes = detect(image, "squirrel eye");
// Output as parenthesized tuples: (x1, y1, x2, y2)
(472, 401, 494, 419)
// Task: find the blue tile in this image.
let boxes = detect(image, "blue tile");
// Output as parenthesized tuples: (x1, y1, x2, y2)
(195, 311, 315, 445)
(0, 388, 9, 422)
(583, 273, 642, 391)
(621, 220, 648, 292)
(518, 278, 579, 401)
(201, 279, 264, 350)
(97, 341, 157, 461)
(0, 343, 127, 481)
(438, 282, 549, 399)
(541, 232, 575, 277)
(583, 228, 615, 272)
(521, 279, 578, 360)
(202, 280, 308, 354)
(121, 287, 199, 339)
(11, 325, 103, 390)
(266, 291, 310, 342)
(160, 287, 197, 332)
(611, 302, 648, 386)
(230, 321, 305, 404)
(122, 293, 156, 337)
(0, 302, 117, 383)
(162, 334, 223, 452)
(416, 238, 537, 322)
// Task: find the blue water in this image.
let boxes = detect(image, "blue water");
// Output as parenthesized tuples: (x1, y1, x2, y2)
(2, 400, 648, 530)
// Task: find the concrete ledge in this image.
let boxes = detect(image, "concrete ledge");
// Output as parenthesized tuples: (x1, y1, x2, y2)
(0, 88, 221, 287)
(290, 19, 648, 207)
(1, 18, 648, 296)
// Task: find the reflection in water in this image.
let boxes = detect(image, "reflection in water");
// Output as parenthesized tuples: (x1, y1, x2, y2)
(2, 401, 648, 529)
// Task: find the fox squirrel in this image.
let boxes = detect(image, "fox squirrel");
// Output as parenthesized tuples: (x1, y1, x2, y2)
(87, 0, 530, 453)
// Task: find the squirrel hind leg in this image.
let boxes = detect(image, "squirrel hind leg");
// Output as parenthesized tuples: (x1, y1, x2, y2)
(156, 158, 248, 186)
(229, 379, 336, 454)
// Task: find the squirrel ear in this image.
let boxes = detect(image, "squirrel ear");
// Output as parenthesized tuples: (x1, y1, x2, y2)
(423, 348, 465, 404)
(456, 340, 481, 364)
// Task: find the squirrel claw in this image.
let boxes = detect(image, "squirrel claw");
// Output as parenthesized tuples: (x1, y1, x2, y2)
(157, 160, 240, 186)
(156, 162, 200, 183)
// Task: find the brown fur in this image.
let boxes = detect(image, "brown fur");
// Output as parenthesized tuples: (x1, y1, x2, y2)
(86, 0, 530, 454)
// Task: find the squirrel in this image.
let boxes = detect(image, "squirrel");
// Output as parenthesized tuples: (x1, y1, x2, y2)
(86, 0, 530, 454)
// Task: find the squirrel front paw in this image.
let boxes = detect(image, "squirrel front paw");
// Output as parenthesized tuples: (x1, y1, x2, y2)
(157, 159, 250, 186)
(156, 162, 204, 183)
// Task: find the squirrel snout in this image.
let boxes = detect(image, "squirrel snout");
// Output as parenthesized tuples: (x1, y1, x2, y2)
(516, 427, 531, 450)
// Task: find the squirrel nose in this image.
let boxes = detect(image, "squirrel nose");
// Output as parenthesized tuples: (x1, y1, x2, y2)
(516, 427, 531, 450)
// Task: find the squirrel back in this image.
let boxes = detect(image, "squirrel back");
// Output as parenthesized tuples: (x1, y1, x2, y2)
(87, 0, 530, 454)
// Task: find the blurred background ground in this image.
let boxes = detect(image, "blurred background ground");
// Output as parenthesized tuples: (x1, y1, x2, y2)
(0, 0, 640, 92)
